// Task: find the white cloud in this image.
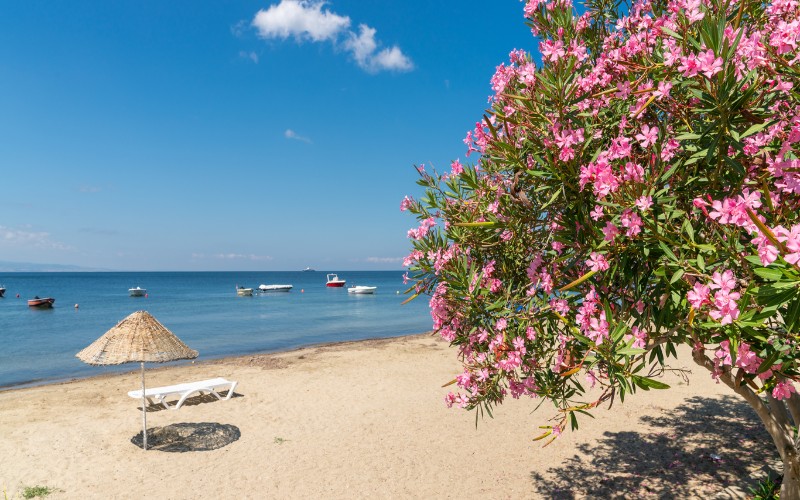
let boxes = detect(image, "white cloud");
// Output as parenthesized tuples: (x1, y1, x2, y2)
(371, 46, 413, 72)
(239, 50, 259, 63)
(344, 24, 378, 68)
(251, 1, 413, 73)
(252, 0, 350, 42)
(285, 129, 312, 143)
(0, 225, 71, 250)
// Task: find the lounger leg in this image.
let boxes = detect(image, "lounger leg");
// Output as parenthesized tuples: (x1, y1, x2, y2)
(174, 390, 198, 410)
(223, 382, 238, 400)
(157, 396, 172, 410)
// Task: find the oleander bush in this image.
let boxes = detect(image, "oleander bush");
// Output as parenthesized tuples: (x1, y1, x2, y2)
(404, 0, 800, 495)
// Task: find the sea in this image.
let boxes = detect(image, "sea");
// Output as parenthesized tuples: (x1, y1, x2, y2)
(0, 271, 432, 390)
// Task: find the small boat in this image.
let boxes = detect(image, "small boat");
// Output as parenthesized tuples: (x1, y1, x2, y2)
(302, 267, 315, 272)
(236, 285, 253, 296)
(28, 296, 55, 308)
(259, 284, 293, 292)
(0, 286, 5, 298)
(326, 274, 346, 287)
(129, 287, 147, 297)
(348, 285, 377, 294)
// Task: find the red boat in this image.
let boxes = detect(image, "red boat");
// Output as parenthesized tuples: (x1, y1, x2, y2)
(28, 296, 55, 308)
(326, 274, 346, 287)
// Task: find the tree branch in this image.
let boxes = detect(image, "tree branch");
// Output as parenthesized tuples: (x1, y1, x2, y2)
(786, 386, 800, 429)
(692, 346, 792, 461)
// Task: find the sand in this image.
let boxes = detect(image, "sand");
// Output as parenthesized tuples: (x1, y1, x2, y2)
(0, 333, 779, 499)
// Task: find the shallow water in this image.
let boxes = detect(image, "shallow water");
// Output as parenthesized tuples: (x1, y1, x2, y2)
(0, 271, 431, 389)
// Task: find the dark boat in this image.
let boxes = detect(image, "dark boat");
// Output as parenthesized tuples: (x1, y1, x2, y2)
(28, 296, 55, 308)
(0, 287, 5, 298)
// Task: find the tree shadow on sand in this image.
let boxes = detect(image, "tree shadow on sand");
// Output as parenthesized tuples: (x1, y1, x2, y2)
(530, 395, 779, 498)
(131, 422, 241, 452)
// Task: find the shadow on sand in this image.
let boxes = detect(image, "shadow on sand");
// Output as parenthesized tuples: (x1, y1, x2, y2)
(140, 390, 242, 413)
(131, 422, 241, 452)
(530, 395, 779, 498)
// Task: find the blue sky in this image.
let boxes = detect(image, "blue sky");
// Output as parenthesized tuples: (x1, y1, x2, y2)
(0, 1, 533, 271)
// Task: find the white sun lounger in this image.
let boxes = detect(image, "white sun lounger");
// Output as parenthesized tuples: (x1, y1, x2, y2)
(128, 377, 238, 410)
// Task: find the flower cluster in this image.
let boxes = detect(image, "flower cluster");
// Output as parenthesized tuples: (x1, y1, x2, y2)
(404, 0, 800, 440)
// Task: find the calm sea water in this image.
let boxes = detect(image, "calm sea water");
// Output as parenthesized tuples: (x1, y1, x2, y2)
(0, 271, 432, 390)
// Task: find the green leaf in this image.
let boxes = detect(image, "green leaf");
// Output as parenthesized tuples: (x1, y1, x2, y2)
(753, 267, 783, 282)
(618, 346, 648, 356)
(453, 221, 498, 227)
(670, 268, 685, 284)
(658, 241, 678, 262)
(631, 375, 671, 390)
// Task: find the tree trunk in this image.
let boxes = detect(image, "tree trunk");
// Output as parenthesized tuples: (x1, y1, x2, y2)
(691, 346, 800, 496)
(782, 452, 800, 499)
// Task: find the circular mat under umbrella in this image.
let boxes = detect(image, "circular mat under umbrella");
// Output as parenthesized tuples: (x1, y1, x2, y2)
(76, 310, 198, 450)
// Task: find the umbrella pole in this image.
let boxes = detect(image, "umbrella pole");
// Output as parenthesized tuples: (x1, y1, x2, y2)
(141, 362, 147, 451)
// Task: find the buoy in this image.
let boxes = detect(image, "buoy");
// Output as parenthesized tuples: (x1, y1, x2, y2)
(145, 294, 148, 298)
(301, 289, 304, 293)
(16, 293, 20, 298)
(74, 304, 79, 309)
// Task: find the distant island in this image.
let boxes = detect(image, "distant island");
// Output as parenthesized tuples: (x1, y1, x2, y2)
(0, 261, 109, 272)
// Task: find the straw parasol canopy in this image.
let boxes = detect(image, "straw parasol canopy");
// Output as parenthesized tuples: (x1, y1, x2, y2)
(76, 310, 198, 450)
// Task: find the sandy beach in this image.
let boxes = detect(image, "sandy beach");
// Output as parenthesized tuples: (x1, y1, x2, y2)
(0, 333, 778, 499)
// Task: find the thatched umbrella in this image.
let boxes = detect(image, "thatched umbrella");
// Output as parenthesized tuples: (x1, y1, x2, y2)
(76, 310, 198, 450)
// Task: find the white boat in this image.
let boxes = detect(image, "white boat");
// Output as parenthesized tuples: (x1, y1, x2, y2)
(259, 284, 293, 292)
(129, 287, 147, 297)
(326, 274, 346, 287)
(302, 267, 315, 272)
(348, 285, 377, 294)
(236, 286, 253, 296)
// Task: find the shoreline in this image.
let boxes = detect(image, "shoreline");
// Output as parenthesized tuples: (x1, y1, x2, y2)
(1, 333, 778, 498)
(0, 332, 435, 393)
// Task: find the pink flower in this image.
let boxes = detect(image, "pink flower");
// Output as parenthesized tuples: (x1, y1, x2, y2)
(549, 298, 570, 314)
(400, 195, 414, 211)
(709, 289, 741, 325)
(540, 39, 566, 62)
(773, 381, 797, 401)
(698, 49, 723, 78)
(775, 224, 800, 265)
(635, 124, 659, 148)
(450, 159, 464, 175)
(586, 370, 599, 388)
(687, 283, 710, 309)
(496, 318, 508, 331)
(590, 205, 604, 221)
(710, 269, 737, 293)
(586, 252, 610, 272)
(678, 54, 700, 77)
(635, 196, 653, 211)
(623, 162, 644, 182)
(715, 341, 732, 366)
(624, 326, 647, 348)
(620, 210, 643, 237)
(602, 222, 620, 242)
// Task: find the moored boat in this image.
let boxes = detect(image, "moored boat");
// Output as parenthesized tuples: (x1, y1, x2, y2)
(236, 285, 253, 296)
(326, 274, 346, 287)
(347, 285, 377, 294)
(129, 287, 147, 297)
(28, 296, 55, 308)
(259, 284, 293, 292)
